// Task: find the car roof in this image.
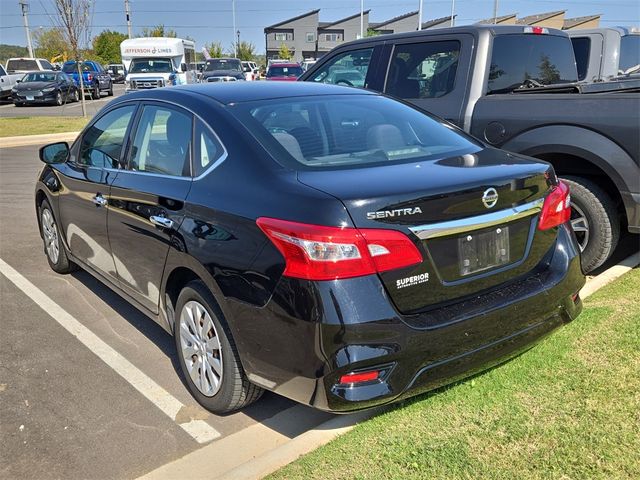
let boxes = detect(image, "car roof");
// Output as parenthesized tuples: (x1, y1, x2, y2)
(126, 82, 377, 105)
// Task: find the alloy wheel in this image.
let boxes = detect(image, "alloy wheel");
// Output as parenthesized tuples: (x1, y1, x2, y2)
(41, 208, 60, 264)
(570, 204, 590, 252)
(56, 91, 63, 106)
(179, 300, 223, 397)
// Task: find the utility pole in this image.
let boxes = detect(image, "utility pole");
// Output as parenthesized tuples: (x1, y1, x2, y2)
(418, 0, 423, 30)
(124, 0, 132, 38)
(232, 0, 237, 57)
(236, 29, 240, 56)
(360, 0, 364, 38)
(19, 1, 34, 57)
(450, 0, 455, 27)
(493, 0, 499, 24)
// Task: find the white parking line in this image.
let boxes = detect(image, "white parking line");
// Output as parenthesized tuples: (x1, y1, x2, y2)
(0, 257, 220, 444)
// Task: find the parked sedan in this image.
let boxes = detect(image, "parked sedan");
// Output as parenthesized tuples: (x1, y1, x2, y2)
(12, 70, 79, 106)
(35, 83, 584, 414)
(265, 63, 304, 81)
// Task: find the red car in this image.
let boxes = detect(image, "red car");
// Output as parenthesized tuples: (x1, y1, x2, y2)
(265, 63, 304, 81)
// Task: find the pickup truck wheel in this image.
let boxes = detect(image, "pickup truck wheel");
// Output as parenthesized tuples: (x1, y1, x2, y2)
(91, 84, 100, 100)
(72, 88, 79, 102)
(174, 280, 264, 413)
(561, 176, 620, 273)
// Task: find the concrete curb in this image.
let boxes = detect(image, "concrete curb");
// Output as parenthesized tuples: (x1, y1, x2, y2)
(0, 131, 80, 148)
(137, 250, 639, 480)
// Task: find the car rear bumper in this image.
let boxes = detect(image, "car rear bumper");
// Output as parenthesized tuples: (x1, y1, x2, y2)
(229, 224, 585, 412)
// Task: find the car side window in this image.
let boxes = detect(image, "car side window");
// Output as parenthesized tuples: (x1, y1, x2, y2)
(385, 41, 460, 99)
(128, 105, 193, 177)
(310, 48, 373, 88)
(193, 119, 225, 176)
(0, 65, 6, 76)
(78, 105, 136, 168)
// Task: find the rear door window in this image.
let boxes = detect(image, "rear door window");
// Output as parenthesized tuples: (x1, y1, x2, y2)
(193, 119, 226, 176)
(385, 41, 460, 99)
(308, 48, 373, 88)
(128, 105, 193, 177)
(488, 34, 578, 94)
(570, 37, 590, 81)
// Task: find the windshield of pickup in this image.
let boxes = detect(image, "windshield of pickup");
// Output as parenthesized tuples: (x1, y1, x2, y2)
(129, 58, 173, 73)
(62, 62, 97, 73)
(487, 34, 578, 94)
(619, 35, 640, 74)
(206, 59, 241, 72)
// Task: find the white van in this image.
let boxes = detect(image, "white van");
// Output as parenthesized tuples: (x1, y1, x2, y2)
(121, 37, 197, 92)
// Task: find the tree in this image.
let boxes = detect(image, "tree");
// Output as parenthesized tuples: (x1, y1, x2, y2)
(538, 54, 561, 84)
(141, 25, 177, 38)
(366, 28, 382, 37)
(230, 41, 256, 61)
(204, 41, 224, 59)
(52, 0, 93, 116)
(278, 43, 291, 60)
(33, 28, 67, 62)
(93, 30, 128, 65)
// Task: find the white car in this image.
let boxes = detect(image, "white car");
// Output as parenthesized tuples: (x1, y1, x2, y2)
(241, 61, 259, 81)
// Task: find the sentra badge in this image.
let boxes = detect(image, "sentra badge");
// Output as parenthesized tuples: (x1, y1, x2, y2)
(367, 207, 422, 220)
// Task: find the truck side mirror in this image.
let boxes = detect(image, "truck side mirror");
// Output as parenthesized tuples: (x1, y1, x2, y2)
(181, 63, 187, 72)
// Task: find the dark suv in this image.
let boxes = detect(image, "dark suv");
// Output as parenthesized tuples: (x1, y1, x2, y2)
(35, 83, 584, 413)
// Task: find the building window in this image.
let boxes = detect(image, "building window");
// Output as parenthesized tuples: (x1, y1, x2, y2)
(306, 32, 315, 43)
(323, 33, 341, 42)
(274, 32, 292, 41)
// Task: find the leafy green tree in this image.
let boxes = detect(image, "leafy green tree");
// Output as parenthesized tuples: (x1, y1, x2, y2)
(93, 30, 128, 64)
(205, 41, 224, 58)
(140, 25, 177, 38)
(278, 43, 291, 60)
(0, 44, 29, 64)
(33, 28, 68, 62)
(538, 54, 561, 84)
(366, 28, 382, 37)
(232, 41, 256, 61)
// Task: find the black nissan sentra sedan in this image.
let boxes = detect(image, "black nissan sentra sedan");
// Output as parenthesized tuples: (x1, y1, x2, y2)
(12, 70, 79, 106)
(35, 82, 585, 413)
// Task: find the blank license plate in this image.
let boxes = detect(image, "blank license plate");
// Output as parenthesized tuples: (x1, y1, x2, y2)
(458, 226, 510, 276)
(26, 96, 34, 101)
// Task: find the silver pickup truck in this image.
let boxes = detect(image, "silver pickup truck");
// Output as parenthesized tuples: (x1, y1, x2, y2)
(0, 64, 23, 100)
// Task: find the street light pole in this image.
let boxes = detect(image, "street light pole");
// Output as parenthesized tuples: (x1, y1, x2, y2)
(450, 0, 456, 27)
(19, 1, 34, 57)
(124, 0, 132, 38)
(360, 0, 364, 38)
(418, 0, 423, 30)
(237, 30, 240, 56)
(232, 0, 237, 57)
(493, 0, 499, 24)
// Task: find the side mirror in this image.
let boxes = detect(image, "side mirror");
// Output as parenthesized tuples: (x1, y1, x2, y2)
(40, 142, 69, 164)
(16, 79, 21, 83)
(181, 63, 187, 72)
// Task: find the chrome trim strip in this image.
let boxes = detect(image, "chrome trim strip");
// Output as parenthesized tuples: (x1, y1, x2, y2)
(409, 198, 544, 240)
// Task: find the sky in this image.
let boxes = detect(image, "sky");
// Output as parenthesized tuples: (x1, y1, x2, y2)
(1, 0, 639, 54)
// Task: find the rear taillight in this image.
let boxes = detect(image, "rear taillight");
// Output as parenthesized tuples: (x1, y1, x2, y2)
(87, 73, 93, 81)
(256, 217, 422, 281)
(538, 181, 571, 230)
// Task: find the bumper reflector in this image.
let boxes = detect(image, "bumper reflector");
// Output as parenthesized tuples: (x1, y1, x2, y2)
(339, 370, 380, 385)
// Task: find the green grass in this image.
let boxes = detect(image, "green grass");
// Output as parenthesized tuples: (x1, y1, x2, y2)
(269, 269, 640, 480)
(0, 116, 88, 137)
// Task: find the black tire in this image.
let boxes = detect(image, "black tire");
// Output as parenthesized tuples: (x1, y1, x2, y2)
(562, 176, 620, 273)
(174, 280, 263, 413)
(107, 82, 114, 96)
(72, 88, 79, 102)
(38, 199, 77, 274)
(91, 84, 100, 100)
(14, 101, 24, 107)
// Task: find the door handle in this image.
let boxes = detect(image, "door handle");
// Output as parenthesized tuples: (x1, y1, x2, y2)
(92, 194, 107, 207)
(150, 215, 174, 229)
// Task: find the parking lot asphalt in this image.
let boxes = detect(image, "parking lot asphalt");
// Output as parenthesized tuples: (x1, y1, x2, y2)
(0, 144, 332, 479)
(0, 84, 126, 118)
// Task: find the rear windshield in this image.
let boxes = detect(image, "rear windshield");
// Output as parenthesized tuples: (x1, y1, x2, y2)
(267, 66, 303, 77)
(229, 94, 480, 170)
(129, 58, 173, 73)
(488, 34, 578, 94)
(22, 72, 57, 82)
(571, 37, 591, 81)
(62, 62, 97, 73)
(6, 59, 37, 72)
(619, 35, 640, 74)
(206, 59, 241, 71)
